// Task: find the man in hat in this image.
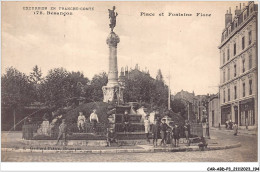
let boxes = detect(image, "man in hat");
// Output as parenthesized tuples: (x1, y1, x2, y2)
(172, 124, 180, 147)
(152, 119, 160, 147)
(160, 119, 170, 146)
(77, 112, 86, 132)
(56, 119, 67, 145)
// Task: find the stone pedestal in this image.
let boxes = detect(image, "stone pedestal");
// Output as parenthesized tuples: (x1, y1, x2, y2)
(103, 32, 124, 103)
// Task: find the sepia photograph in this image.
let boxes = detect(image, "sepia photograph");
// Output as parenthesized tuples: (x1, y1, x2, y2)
(1, 0, 259, 170)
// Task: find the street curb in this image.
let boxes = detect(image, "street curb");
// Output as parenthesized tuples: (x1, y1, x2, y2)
(1, 143, 241, 154)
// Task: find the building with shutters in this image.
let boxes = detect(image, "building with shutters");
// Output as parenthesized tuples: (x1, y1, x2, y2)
(218, 2, 258, 128)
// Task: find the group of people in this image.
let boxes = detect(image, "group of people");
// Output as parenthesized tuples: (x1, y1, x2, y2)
(56, 109, 99, 145)
(225, 120, 238, 136)
(121, 107, 191, 147)
(77, 109, 99, 133)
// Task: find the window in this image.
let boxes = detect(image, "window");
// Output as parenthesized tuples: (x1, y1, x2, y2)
(242, 59, 245, 72)
(244, 13, 247, 20)
(249, 31, 252, 45)
(234, 86, 237, 99)
(234, 43, 236, 56)
(223, 89, 226, 103)
(243, 83, 245, 97)
(228, 88, 230, 101)
(223, 52, 225, 64)
(249, 54, 252, 69)
(223, 70, 226, 83)
(228, 68, 230, 80)
(242, 37, 245, 50)
(227, 48, 230, 60)
(249, 80, 252, 95)
(234, 64, 237, 77)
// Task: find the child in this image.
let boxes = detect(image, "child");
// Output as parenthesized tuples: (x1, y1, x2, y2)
(172, 124, 180, 147)
(152, 119, 160, 147)
(160, 119, 169, 146)
(106, 128, 117, 147)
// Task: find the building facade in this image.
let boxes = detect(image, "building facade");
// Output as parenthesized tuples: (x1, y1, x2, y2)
(219, 2, 258, 128)
(174, 90, 209, 123)
(208, 94, 220, 127)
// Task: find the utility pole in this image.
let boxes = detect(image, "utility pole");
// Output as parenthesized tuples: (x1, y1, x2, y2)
(13, 108, 16, 131)
(188, 102, 190, 121)
(168, 70, 171, 110)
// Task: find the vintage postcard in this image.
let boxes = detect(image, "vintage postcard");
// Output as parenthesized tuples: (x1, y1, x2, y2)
(1, 1, 259, 171)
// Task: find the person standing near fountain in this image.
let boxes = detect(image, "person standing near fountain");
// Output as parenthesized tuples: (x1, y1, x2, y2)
(77, 112, 86, 133)
(56, 119, 67, 146)
(89, 109, 99, 133)
(144, 115, 150, 143)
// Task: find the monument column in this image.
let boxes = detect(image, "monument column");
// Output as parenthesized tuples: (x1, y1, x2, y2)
(107, 32, 120, 86)
(102, 6, 123, 103)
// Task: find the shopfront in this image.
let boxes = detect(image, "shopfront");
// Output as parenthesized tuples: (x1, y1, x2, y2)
(239, 98, 255, 126)
(221, 104, 231, 125)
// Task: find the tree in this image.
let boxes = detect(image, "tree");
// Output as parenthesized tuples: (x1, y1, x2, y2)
(40, 68, 69, 107)
(29, 65, 43, 102)
(171, 99, 187, 118)
(29, 65, 42, 84)
(89, 72, 108, 101)
(1, 67, 35, 130)
(40, 68, 91, 107)
(156, 69, 164, 82)
(2, 67, 35, 108)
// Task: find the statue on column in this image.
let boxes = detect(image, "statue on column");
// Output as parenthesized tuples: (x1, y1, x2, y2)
(108, 6, 118, 32)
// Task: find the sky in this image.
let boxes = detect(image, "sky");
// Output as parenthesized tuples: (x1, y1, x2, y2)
(1, 1, 250, 95)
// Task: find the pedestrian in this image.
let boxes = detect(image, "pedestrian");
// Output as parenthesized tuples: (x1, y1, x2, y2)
(233, 123, 238, 136)
(144, 115, 150, 143)
(56, 119, 67, 146)
(198, 136, 208, 151)
(89, 109, 99, 133)
(225, 120, 229, 129)
(77, 112, 86, 132)
(229, 120, 233, 130)
(151, 119, 160, 147)
(123, 110, 130, 134)
(206, 120, 210, 138)
(149, 107, 156, 131)
(172, 124, 180, 147)
(184, 121, 190, 141)
(160, 119, 169, 146)
(106, 128, 117, 147)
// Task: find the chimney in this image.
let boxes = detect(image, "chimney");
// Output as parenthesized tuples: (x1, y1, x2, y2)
(225, 7, 232, 27)
(235, 5, 241, 15)
(125, 66, 129, 79)
(120, 67, 124, 76)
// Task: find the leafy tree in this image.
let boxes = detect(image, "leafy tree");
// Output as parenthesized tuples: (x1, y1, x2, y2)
(40, 68, 91, 108)
(89, 72, 108, 101)
(29, 65, 42, 84)
(40, 68, 69, 107)
(156, 69, 164, 82)
(1, 67, 35, 108)
(170, 99, 187, 118)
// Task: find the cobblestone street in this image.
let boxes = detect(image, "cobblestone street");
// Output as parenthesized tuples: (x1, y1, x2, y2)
(2, 129, 257, 162)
